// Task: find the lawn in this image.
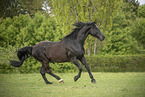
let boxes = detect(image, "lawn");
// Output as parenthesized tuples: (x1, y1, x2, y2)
(0, 72, 145, 97)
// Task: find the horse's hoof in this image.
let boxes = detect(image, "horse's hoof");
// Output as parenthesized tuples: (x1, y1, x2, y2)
(74, 76, 78, 82)
(59, 79, 64, 84)
(91, 79, 96, 84)
(46, 81, 53, 84)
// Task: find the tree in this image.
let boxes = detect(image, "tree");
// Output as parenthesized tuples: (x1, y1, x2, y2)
(0, 12, 56, 47)
(101, 2, 143, 55)
(131, 18, 145, 49)
(0, 0, 46, 18)
(0, 14, 31, 46)
(123, 0, 139, 16)
(138, 4, 145, 18)
(101, 28, 142, 55)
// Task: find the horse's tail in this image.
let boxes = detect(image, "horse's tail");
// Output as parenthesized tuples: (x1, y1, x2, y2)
(10, 46, 33, 67)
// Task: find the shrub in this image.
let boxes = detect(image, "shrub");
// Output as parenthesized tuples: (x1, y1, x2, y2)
(85, 55, 145, 72)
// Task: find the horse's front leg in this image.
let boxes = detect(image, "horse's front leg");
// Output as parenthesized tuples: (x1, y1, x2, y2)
(71, 58, 83, 82)
(80, 56, 96, 84)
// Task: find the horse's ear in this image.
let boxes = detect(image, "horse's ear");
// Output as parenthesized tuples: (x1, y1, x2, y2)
(94, 19, 97, 24)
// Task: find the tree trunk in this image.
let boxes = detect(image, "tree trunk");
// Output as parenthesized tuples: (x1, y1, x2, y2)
(87, 48, 91, 56)
(94, 38, 97, 55)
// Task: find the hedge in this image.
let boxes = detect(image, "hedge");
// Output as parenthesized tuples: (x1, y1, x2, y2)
(0, 55, 145, 73)
(85, 55, 145, 72)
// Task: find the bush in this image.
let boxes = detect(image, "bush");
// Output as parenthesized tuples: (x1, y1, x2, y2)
(85, 55, 145, 72)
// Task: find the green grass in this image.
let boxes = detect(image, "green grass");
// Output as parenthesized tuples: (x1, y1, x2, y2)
(0, 72, 145, 97)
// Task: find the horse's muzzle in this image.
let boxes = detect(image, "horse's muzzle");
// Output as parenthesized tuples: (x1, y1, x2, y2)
(99, 35, 105, 41)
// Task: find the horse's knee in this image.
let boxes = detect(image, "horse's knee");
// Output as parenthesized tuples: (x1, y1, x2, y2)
(40, 69, 45, 75)
(40, 72, 45, 76)
(79, 67, 83, 72)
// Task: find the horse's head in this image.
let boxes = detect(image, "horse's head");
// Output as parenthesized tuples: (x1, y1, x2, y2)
(89, 19, 105, 41)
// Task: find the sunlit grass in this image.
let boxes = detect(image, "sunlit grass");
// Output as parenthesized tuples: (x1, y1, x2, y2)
(0, 72, 145, 97)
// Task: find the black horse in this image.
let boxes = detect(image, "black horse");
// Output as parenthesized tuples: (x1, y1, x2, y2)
(10, 20, 105, 84)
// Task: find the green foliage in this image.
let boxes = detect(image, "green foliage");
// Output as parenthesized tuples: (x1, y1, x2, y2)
(0, 12, 57, 47)
(131, 18, 145, 48)
(101, 3, 143, 55)
(50, 63, 77, 73)
(0, 0, 46, 18)
(123, 0, 139, 17)
(101, 28, 142, 55)
(0, 45, 19, 73)
(138, 4, 145, 18)
(0, 14, 31, 46)
(85, 55, 145, 72)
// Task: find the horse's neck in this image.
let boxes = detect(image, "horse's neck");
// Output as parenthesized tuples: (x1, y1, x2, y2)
(76, 26, 90, 46)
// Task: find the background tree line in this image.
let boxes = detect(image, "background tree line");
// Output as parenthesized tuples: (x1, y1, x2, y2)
(0, 0, 145, 73)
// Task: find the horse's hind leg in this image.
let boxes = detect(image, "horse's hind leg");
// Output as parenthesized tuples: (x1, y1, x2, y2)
(40, 64, 53, 84)
(44, 63, 64, 83)
(41, 62, 64, 83)
(47, 69, 64, 83)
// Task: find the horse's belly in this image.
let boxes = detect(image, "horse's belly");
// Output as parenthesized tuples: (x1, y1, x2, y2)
(50, 52, 68, 62)
(46, 45, 69, 62)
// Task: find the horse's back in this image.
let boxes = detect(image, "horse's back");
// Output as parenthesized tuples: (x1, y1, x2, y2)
(32, 41, 53, 52)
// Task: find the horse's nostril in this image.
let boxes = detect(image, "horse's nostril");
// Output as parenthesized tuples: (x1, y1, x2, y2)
(103, 36, 105, 40)
(100, 35, 105, 41)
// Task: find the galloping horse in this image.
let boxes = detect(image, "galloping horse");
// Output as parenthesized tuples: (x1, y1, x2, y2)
(10, 19, 105, 84)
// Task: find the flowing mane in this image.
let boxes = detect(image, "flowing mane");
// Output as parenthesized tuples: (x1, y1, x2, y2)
(64, 22, 93, 39)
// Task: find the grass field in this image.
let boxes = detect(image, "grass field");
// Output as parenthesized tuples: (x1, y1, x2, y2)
(0, 72, 145, 97)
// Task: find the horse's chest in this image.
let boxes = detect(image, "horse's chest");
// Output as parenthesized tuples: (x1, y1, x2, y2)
(67, 47, 84, 59)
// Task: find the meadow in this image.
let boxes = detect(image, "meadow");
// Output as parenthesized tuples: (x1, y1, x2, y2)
(0, 72, 145, 97)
